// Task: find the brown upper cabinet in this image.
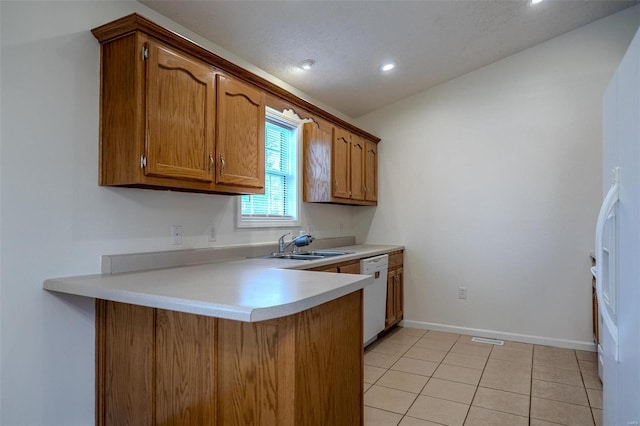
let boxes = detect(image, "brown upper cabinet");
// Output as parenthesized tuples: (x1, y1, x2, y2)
(348, 133, 366, 201)
(95, 30, 265, 195)
(98, 32, 208, 191)
(364, 140, 378, 202)
(144, 39, 216, 184)
(333, 127, 352, 199)
(304, 123, 378, 206)
(92, 13, 379, 197)
(215, 75, 265, 191)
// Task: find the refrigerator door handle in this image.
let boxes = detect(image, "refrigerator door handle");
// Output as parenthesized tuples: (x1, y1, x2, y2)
(595, 168, 620, 362)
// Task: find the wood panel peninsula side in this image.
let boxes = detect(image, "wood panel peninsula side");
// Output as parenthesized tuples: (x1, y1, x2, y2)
(96, 291, 363, 426)
(44, 243, 406, 425)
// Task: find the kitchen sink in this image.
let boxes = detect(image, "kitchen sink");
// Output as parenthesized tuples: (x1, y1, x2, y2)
(296, 250, 354, 257)
(259, 250, 354, 261)
(263, 253, 326, 260)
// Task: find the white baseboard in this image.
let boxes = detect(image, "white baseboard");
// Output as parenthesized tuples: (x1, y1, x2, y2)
(400, 320, 597, 352)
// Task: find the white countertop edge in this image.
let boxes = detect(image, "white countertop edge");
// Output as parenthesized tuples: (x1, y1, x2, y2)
(44, 271, 373, 322)
(44, 278, 253, 321)
(249, 275, 372, 321)
(43, 243, 402, 322)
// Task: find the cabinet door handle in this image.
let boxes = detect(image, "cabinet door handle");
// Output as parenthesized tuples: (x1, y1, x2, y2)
(209, 153, 214, 172)
(219, 155, 225, 175)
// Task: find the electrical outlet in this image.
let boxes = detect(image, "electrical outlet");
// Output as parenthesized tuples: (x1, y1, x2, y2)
(458, 286, 467, 300)
(171, 225, 182, 245)
(208, 225, 216, 242)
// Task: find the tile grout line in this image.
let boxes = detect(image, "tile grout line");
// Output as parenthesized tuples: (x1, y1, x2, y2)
(423, 332, 464, 425)
(461, 340, 494, 426)
(398, 329, 429, 425)
(399, 329, 455, 425)
(409, 332, 491, 425)
(576, 348, 598, 426)
(529, 345, 535, 425)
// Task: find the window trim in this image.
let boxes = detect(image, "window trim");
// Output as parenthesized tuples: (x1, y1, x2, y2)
(236, 107, 303, 229)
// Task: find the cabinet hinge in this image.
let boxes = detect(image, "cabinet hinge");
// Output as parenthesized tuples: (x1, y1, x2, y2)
(140, 155, 147, 168)
(142, 46, 148, 61)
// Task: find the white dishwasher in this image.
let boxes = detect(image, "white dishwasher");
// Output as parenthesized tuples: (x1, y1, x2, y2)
(360, 254, 389, 347)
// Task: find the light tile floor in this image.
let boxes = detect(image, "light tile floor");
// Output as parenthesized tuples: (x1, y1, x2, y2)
(364, 327, 602, 426)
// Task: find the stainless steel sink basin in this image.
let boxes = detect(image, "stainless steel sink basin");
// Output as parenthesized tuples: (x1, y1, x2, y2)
(263, 253, 326, 260)
(296, 250, 354, 257)
(258, 250, 354, 261)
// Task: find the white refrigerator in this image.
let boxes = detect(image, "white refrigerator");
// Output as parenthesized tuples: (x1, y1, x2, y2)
(595, 23, 640, 426)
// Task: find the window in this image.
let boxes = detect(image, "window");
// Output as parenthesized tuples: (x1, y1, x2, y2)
(237, 108, 301, 228)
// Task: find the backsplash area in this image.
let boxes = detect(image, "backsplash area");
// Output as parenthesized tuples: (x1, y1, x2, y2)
(102, 236, 357, 274)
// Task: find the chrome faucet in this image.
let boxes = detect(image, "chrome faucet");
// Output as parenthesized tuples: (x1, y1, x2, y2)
(278, 232, 292, 253)
(277, 232, 315, 253)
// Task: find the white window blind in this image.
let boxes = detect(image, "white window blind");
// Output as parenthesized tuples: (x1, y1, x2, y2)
(238, 109, 300, 227)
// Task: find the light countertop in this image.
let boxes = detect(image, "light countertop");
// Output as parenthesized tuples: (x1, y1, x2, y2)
(44, 244, 404, 322)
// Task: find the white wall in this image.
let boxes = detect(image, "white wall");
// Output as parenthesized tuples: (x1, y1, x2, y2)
(356, 6, 640, 347)
(0, 2, 356, 425)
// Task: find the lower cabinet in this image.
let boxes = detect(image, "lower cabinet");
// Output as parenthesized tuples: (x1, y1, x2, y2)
(308, 253, 404, 333)
(384, 251, 404, 331)
(96, 292, 363, 426)
(308, 259, 360, 274)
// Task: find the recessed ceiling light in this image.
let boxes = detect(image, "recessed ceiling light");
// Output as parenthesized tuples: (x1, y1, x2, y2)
(530, 0, 544, 5)
(380, 62, 396, 72)
(299, 59, 315, 71)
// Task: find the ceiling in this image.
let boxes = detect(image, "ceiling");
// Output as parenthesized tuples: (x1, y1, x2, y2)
(141, 0, 639, 118)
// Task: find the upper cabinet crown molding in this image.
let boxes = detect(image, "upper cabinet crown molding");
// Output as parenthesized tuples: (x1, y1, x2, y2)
(92, 13, 380, 143)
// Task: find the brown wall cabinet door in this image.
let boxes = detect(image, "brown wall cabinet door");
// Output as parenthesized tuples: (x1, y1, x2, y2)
(144, 40, 215, 183)
(350, 135, 366, 201)
(332, 128, 352, 199)
(215, 75, 265, 189)
(303, 122, 333, 202)
(364, 140, 378, 202)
